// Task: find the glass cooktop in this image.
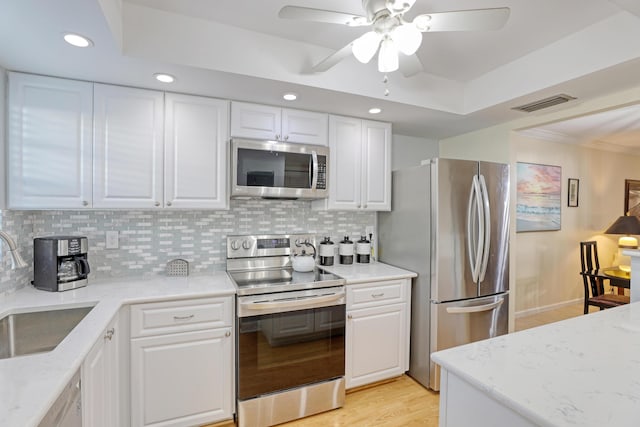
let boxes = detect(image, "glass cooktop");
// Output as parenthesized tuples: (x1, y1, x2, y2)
(229, 268, 344, 296)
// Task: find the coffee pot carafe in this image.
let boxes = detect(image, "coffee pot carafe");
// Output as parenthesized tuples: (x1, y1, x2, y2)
(33, 236, 90, 292)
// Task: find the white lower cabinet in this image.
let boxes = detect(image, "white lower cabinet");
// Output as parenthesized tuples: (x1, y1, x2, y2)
(82, 314, 121, 427)
(345, 279, 411, 389)
(129, 297, 234, 427)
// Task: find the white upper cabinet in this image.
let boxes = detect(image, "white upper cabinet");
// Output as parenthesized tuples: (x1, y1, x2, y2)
(164, 94, 229, 209)
(231, 102, 328, 145)
(361, 120, 392, 211)
(93, 84, 164, 209)
(7, 72, 93, 209)
(315, 115, 391, 211)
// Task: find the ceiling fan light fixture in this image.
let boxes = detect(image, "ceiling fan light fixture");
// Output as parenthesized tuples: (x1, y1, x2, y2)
(347, 16, 369, 27)
(378, 37, 399, 72)
(391, 23, 422, 55)
(413, 14, 432, 32)
(385, 0, 416, 14)
(352, 31, 382, 64)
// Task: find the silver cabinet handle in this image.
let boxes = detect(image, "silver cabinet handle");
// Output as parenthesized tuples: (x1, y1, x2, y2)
(275, 134, 281, 141)
(104, 328, 115, 341)
(364, 204, 368, 209)
(225, 331, 231, 337)
(166, 201, 172, 206)
(371, 293, 384, 298)
(154, 201, 160, 207)
(284, 135, 289, 141)
(173, 314, 195, 321)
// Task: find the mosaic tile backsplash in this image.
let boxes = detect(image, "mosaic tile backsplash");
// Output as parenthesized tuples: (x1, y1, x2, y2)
(0, 199, 375, 294)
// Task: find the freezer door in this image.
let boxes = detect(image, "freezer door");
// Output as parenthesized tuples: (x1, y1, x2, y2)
(428, 293, 509, 390)
(478, 161, 510, 297)
(432, 158, 479, 302)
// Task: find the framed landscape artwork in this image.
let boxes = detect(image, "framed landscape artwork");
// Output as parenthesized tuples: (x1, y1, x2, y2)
(516, 162, 562, 232)
(624, 179, 640, 215)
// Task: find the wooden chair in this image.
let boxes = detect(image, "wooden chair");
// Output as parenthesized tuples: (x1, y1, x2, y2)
(580, 241, 630, 314)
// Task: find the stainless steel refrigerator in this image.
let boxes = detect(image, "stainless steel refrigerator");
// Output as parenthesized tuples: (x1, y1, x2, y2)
(378, 158, 510, 391)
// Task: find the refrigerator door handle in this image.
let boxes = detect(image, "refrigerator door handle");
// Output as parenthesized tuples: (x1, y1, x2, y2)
(445, 298, 504, 314)
(466, 175, 484, 283)
(478, 174, 492, 282)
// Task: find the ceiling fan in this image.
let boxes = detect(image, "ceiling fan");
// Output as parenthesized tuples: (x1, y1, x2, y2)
(279, 0, 510, 77)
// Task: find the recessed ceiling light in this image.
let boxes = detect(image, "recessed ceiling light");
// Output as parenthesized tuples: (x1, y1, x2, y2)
(63, 33, 93, 48)
(154, 73, 176, 83)
(368, 107, 382, 114)
(283, 93, 298, 101)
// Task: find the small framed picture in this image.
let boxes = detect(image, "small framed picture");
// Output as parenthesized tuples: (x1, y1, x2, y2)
(625, 179, 640, 215)
(568, 178, 579, 207)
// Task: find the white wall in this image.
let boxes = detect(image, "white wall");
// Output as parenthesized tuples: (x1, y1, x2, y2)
(0, 66, 5, 209)
(392, 134, 439, 170)
(514, 133, 640, 314)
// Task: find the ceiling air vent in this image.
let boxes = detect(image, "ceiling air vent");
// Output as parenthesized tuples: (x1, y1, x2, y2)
(512, 94, 576, 113)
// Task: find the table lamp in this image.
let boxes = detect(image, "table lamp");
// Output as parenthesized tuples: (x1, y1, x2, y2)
(604, 214, 640, 272)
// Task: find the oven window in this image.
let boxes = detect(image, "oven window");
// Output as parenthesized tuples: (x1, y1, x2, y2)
(236, 148, 312, 189)
(238, 305, 345, 400)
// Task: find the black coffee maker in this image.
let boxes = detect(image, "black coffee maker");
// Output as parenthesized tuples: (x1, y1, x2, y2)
(33, 236, 90, 292)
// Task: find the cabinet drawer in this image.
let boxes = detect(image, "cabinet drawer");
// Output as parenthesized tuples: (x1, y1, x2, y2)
(131, 297, 232, 338)
(347, 279, 407, 309)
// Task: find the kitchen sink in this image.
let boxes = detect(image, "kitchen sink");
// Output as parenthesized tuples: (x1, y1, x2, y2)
(0, 306, 94, 360)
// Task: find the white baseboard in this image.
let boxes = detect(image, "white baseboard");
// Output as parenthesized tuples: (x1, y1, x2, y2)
(515, 298, 583, 318)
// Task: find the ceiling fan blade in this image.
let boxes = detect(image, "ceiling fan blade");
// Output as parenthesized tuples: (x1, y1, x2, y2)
(312, 42, 355, 72)
(279, 6, 368, 26)
(399, 54, 423, 77)
(413, 7, 510, 32)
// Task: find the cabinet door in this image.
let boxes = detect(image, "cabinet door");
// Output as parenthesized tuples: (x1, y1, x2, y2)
(82, 316, 119, 427)
(164, 94, 229, 209)
(282, 108, 328, 145)
(327, 115, 362, 210)
(7, 73, 93, 209)
(361, 120, 391, 211)
(131, 328, 233, 427)
(346, 303, 406, 389)
(93, 84, 164, 208)
(230, 102, 281, 140)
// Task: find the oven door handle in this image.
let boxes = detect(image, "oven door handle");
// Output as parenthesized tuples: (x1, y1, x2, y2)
(240, 292, 344, 312)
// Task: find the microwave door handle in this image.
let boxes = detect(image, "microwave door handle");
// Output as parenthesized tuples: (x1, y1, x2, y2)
(311, 150, 318, 190)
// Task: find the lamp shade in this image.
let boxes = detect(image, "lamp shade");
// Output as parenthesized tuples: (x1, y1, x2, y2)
(604, 215, 640, 235)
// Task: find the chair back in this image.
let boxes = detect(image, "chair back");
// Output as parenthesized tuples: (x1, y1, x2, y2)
(580, 241, 604, 297)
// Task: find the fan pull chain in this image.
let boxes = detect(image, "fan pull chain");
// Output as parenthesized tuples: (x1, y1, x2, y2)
(383, 74, 389, 96)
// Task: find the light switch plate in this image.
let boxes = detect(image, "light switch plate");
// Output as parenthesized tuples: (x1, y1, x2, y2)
(106, 230, 119, 249)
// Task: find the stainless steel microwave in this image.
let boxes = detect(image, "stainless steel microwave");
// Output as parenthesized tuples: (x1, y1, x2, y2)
(230, 138, 329, 199)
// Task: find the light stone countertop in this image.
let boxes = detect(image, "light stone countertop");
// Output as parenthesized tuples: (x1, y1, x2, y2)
(320, 261, 417, 284)
(0, 273, 236, 427)
(432, 303, 640, 427)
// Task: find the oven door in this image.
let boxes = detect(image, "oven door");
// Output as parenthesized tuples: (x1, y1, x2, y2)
(237, 287, 345, 401)
(231, 138, 328, 199)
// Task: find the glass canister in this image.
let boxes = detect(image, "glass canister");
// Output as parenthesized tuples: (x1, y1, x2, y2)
(339, 236, 354, 265)
(356, 235, 371, 263)
(319, 236, 335, 266)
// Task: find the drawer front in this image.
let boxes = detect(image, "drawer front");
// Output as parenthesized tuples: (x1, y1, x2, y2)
(347, 279, 407, 310)
(131, 297, 232, 338)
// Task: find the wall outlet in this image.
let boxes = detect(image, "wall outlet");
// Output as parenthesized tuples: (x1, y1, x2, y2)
(106, 230, 119, 249)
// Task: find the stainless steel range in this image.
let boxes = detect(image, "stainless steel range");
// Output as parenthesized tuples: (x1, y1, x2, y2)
(226, 234, 346, 427)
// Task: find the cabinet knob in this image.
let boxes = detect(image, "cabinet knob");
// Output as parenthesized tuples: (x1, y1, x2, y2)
(82, 201, 89, 206)
(347, 314, 353, 319)
(225, 330, 231, 337)
(284, 135, 289, 141)
(363, 204, 367, 209)
(166, 201, 172, 207)
(104, 328, 115, 341)
(154, 201, 160, 207)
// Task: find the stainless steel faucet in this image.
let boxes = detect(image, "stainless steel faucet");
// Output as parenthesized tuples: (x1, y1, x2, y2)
(0, 230, 28, 269)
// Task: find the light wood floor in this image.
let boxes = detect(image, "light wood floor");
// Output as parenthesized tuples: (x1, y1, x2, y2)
(213, 301, 588, 427)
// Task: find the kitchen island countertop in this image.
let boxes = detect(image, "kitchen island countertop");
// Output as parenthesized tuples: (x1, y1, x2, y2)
(0, 273, 236, 427)
(432, 302, 640, 427)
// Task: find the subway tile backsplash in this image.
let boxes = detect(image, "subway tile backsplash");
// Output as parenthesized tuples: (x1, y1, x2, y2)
(0, 199, 374, 294)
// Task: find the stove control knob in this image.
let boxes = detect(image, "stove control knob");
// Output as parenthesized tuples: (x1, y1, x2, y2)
(230, 240, 241, 251)
(242, 240, 251, 250)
